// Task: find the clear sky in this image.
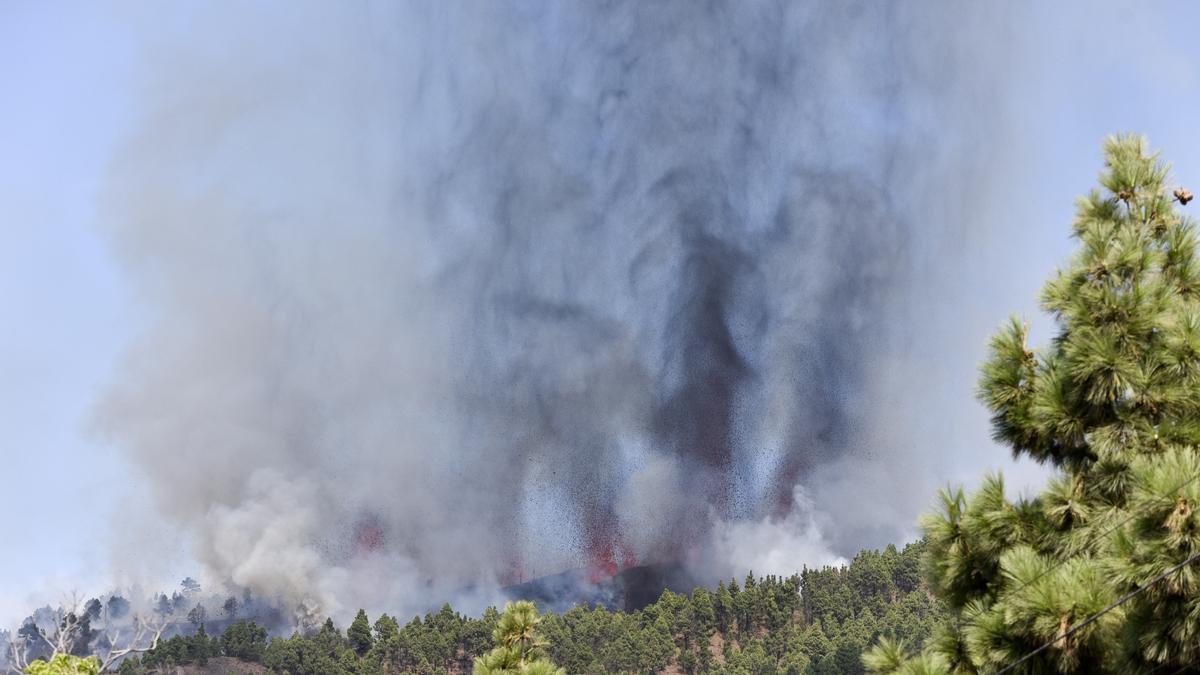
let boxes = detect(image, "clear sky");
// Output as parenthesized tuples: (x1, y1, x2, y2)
(4, 2, 1200, 626)
(1, 3, 141, 617)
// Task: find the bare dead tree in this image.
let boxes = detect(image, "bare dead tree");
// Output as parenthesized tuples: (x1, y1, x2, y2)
(5, 636, 26, 675)
(6, 593, 88, 673)
(96, 613, 166, 672)
(4, 595, 169, 674)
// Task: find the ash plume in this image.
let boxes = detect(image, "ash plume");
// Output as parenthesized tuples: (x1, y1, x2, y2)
(96, 2, 1028, 619)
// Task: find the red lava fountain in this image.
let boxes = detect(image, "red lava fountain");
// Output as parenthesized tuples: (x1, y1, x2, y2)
(352, 517, 385, 555)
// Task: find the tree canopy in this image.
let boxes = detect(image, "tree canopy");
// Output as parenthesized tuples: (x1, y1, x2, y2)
(869, 135, 1200, 673)
(103, 542, 937, 674)
(472, 601, 564, 675)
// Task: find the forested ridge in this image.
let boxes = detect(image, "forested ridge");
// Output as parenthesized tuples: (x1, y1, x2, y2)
(105, 542, 939, 674)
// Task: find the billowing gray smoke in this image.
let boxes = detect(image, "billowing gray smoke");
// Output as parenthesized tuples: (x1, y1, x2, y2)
(97, 2, 1027, 619)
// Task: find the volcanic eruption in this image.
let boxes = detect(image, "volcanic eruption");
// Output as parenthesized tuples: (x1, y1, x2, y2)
(95, 1, 1025, 620)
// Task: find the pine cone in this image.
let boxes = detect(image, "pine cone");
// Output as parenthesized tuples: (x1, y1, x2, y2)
(1174, 187, 1193, 205)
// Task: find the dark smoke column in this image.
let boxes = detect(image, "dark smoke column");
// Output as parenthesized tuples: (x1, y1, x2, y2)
(99, 0, 1024, 607)
(427, 2, 933, 576)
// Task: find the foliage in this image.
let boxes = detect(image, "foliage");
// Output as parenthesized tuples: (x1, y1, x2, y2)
(868, 135, 1200, 673)
(473, 601, 564, 675)
(99, 541, 938, 673)
(220, 620, 269, 661)
(133, 623, 218, 670)
(348, 610, 374, 657)
(23, 654, 100, 675)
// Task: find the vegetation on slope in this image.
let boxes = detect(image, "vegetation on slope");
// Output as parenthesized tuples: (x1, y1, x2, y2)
(107, 541, 938, 674)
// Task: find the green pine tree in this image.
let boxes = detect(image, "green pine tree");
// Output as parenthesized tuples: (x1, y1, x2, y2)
(867, 135, 1200, 673)
(348, 609, 374, 656)
(473, 601, 565, 675)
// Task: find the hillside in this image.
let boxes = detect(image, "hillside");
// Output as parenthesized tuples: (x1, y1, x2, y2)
(113, 541, 940, 674)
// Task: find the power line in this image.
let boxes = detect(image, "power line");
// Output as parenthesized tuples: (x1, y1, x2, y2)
(946, 466, 1200, 673)
(996, 549, 1200, 674)
(992, 468, 1200, 611)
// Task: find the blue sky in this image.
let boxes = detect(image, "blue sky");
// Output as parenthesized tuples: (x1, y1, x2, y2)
(1, 3, 140, 615)
(4, 2, 1200, 625)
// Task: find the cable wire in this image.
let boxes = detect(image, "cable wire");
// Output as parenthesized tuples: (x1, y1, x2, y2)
(996, 549, 1200, 674)
(988, 468, 1200, 612)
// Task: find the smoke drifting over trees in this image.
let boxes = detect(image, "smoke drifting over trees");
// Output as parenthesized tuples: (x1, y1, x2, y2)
(94, 2, 1031, 619)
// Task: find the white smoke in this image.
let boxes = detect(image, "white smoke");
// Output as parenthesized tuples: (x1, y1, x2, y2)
(201, 470, 324, 611)
(701, 488, 846, 581)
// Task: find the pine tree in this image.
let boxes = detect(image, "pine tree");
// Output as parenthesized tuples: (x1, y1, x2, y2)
(715, 580, 733, 632)
(219, 619, 267, 661)
(348, 609, 374, 656)
(473, 601, 565, 675)
(867, 135, 1200, 673)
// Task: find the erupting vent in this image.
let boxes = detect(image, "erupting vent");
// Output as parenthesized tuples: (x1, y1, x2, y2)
(352, 516, 385, 555)
(504, 562, 700, 613)
(585, 539, 638, 584)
